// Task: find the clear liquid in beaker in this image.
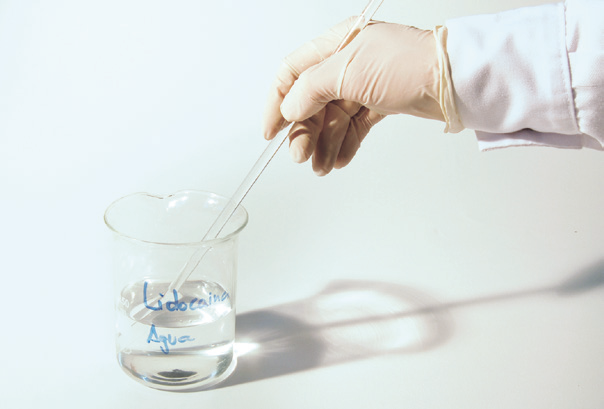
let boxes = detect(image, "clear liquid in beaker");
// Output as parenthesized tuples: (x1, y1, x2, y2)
(116, 279, 236, 391)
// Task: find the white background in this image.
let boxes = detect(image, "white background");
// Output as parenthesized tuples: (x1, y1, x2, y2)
(2, 0, 604, 407)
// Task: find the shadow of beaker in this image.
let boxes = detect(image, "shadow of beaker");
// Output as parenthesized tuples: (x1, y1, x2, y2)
(217, 279, 453, 388)
(211, 259, 604, 390)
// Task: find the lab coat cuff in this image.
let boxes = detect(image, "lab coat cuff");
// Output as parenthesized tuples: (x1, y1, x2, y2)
(476, 129, 603, 151)
(445, 3, 580, 137)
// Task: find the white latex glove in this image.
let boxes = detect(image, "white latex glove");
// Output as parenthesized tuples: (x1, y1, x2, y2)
(263, 18, 446, 176)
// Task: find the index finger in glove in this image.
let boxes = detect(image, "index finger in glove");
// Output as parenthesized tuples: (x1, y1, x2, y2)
(262, 17, 358, 140)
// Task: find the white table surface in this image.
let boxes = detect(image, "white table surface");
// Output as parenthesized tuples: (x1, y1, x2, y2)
(2, 0, 603, 408)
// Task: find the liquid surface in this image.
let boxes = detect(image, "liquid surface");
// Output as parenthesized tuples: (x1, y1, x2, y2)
(117, 279, 235, 391)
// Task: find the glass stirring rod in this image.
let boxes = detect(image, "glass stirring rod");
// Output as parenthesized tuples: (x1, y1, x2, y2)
(131, 0, 384, 322)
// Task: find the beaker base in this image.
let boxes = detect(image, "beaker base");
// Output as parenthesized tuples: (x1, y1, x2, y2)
(118, 347, 237, 392)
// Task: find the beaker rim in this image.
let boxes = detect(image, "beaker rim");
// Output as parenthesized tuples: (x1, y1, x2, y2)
(103, 189, 249, 246)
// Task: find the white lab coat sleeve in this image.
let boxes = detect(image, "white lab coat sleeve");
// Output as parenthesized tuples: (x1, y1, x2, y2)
(444, 0, 604, 151)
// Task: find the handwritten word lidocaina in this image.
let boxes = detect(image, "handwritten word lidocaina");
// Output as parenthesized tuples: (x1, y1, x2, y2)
(142, 280, 230, 312)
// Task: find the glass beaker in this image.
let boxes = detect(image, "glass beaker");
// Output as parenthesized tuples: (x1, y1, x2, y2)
(104, 190, 248, 391)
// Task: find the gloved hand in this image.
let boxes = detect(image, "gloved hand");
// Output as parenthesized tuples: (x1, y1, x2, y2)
(263, 18, 455, 176)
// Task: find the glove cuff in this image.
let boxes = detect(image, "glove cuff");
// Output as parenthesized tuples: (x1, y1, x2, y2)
(434, 26, 464, 133)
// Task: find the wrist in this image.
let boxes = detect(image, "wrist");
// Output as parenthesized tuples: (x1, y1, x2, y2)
(433, 26, 464, 133)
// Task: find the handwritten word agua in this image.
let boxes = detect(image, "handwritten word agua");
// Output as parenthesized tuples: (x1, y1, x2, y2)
(143, 280, 229, 312)
(147, 324, 195, 354)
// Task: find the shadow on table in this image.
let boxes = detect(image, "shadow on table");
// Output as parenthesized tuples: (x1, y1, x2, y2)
(213, 259, 604, 389)
(216, 279, 453, 389)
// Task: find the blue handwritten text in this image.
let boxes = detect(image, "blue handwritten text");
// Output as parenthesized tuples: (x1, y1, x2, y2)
(147, 324, 195, 354)
(143, 280, 229, 312)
